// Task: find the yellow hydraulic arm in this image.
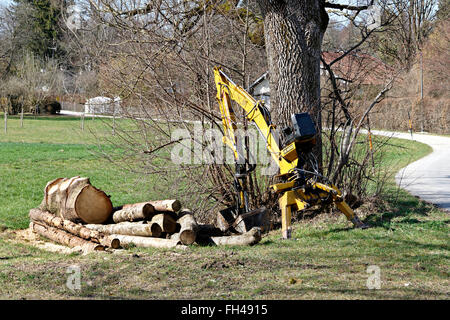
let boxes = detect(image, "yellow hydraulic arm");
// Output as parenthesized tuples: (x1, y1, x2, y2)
(214, 67, 367, 239)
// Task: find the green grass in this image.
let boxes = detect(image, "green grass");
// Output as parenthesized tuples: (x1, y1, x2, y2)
(0, 115, 98, 144)
(0, 116, 167, 229)
(0, 115, 448, 299)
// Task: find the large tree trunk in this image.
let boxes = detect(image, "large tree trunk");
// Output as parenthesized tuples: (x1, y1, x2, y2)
(30, 221, 105, 253)
(29, 208, 120, 249)
(85, 222, 162, 238)
(40, 177, 113, 224)
(257, 0, 329, 167)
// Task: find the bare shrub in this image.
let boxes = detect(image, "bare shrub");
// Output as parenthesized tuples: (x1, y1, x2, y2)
(0, 53, 64, 114)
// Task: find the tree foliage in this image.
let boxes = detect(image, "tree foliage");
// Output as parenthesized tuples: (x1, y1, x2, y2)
(9, 0, 66, 62)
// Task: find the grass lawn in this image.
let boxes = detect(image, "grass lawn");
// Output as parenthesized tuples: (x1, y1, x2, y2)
(0, 115, 448, 299)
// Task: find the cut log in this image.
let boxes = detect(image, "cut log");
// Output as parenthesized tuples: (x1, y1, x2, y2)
(29, 208, 120, 249)
(41, 177, 65, 213)
(210, 227, 261, 246)
(176, 211, 198, 245)
(30, 221, 105, 253)
(147, 200, 181, 213)
(160, 232, 172, 239)
(111, 234, 186, 249)
(170, 233, 180, 241)
(112, 202, 155, 223)
(40, 176, 113, 224)
(150, 213, 177, 233)
(85, 222, 162, 238)
(217, 207, 269, 234)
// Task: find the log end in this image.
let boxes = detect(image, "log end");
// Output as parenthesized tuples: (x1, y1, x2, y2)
(164, 220, 177, 234)
(179, 230, 196, 245)
(171, 200, 182, 212)
(150, 223, 162, 238)
(142, 203, 155, 217)
(75, 185, 113, 224)
(110, 238, 121, 249)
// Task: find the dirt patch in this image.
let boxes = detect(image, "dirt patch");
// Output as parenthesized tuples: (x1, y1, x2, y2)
(201, 258, 245, 270)
(2, 227, 83, 255)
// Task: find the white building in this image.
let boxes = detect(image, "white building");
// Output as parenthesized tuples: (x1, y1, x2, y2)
(84, 96, 121, 115)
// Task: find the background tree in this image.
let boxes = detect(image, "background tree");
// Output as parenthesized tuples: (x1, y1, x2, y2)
(8, 0, 67, 63)
(436, 0, 449, 20)
(372, 0, 437, 69)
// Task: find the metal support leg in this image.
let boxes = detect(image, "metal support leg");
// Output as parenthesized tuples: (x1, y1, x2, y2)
(336, 201, 368, 229)
(279, 193, 292, 239)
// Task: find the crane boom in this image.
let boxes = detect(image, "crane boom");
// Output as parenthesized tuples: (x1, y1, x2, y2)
(214, 67, 291, 172)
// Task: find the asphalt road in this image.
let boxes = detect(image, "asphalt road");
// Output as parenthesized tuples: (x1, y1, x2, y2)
(373, 130, 450, 212)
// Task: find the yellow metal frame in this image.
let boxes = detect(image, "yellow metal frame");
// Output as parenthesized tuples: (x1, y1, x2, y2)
(214, 67, 364, 239)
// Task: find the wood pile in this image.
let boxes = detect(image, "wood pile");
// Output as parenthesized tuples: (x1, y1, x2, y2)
(29, 177, 263, 253)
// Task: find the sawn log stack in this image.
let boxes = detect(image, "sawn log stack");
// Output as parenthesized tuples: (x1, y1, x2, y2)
(29, 176, 262, 253)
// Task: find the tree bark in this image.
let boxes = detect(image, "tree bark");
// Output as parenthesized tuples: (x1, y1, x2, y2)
(210, 227, 262, 246)
(29, 208, 120, 249)
(84, 222, 162, 238)
(39, 176, 113, 224)
(30, 221, 105, 253)
(112, 234, 186, 249)
(112, 202, 155, 223)
(256, 0, 329, 167)
(147, 199, 181, 212)
(150, 213, 177, 233)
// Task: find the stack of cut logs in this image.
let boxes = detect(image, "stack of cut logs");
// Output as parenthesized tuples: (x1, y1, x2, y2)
(29, 177, 262, 253)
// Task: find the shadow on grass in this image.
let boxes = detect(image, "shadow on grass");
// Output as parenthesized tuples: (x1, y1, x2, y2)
(255, 285, 448, 299)
(0, 254, 33, 260)
(362, 188, 439, 229)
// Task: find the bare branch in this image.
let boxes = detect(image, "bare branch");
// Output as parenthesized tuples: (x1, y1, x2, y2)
(324, 1, 374, 11)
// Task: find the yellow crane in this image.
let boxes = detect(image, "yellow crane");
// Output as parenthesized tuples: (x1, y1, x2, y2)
(214, 67, 368, 239)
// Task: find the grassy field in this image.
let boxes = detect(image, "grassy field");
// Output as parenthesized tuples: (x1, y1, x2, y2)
(0, 115, 448, 299)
